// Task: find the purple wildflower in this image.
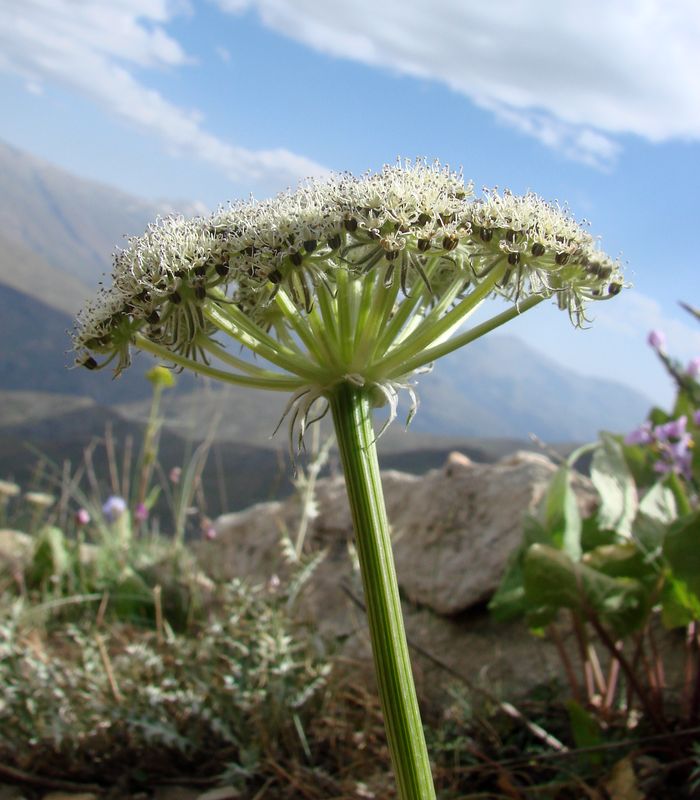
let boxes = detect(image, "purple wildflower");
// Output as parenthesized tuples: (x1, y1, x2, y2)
(655, 416, 687, 441)
(134, 502, 149, 522)
(102, 495, 127, 523)
(694, 410, 700, 426)
(624, 422, 653, 446)
(647, 330, 666, 352)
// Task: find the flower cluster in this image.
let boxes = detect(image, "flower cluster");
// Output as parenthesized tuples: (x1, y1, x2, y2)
(72, 161, 623, 409)
(625, 412, 700, 480)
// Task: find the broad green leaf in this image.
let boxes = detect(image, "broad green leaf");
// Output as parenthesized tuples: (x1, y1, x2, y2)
(524, 544, 648, 636)
(489, 547, 527, 621)
(638, 482, 677, 525)
(580, 515, 617, 553)
(648, 407, 671, 427)
(663, 510, 700, 599)
(566, 700, 603, 765)
(661, 576, 700, 628)
(27, 526, 71, 587)
(583, 543, 657, 585)
(633, 482, 677, 555)
(591, 434, 637, 538)
(542, 465, 582, 560)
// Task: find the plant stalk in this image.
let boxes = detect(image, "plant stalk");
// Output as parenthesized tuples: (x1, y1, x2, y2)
(329, 382, 436, 800)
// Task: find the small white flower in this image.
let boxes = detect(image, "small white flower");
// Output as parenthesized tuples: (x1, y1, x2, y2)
(72, 160, 623, 439)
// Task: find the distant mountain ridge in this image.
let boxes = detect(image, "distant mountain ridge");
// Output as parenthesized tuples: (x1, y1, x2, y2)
(0, 138, 651, 444)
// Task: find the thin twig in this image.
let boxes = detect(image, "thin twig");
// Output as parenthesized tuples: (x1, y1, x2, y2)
(153, 584, 164, 646)
(96, 632, 122, 703)
(0, 761, 101, 792)
(547, 623, 582, 703)
(587, 613, 666, 731)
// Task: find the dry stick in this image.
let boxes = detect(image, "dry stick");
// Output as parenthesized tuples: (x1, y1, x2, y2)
(587, 641, 607, 697)
(122, 433, 133, 504)
(684, 622, 697, 717)
(586, 613, 666, 731)
(341, 583, 568, 753)
(570, 612, 596, 704)
(104, 422, 120, 495)
(547, 623, 583, 704)
(95, 590, 109, 628)
(647, 622, 666, 719)
(475, 725, 700, 773)
(0, 761, 102, 792)
(603, 653, 621, 714)
(96, 632, 123, 703)
(690, 625, 700, 725)
(83, 439, 101, 503)
(153, 584, 164, 646)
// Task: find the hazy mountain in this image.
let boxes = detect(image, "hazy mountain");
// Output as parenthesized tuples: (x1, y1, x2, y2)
(0, 230, 92, 315)
(0, 283, 165, 404)
(0, 140, 160, 291)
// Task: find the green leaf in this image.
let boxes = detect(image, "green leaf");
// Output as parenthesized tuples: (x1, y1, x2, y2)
(580, 515, 617, 553)
(663, 510, 700, 599)
(583, 542, 657, 585)
(145, 485, 161, 510)
(489, 546, 527, 622)
(648, 407, 671, 427)
(489, 510, 560, 622)
(566, 700, 604, 765)
(639, 481, 677, 525)
(524, 544, 648, 636)
(541, 465, 582, 560)
(661, 576, 700, 628)
(27, 526, 71, 587)
(591, 434, 637, 538)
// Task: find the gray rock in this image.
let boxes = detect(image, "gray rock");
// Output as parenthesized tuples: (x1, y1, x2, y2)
(201, 451, 596, 616)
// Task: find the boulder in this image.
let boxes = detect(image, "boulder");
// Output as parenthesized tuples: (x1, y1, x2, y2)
(200, 450, 596, 616)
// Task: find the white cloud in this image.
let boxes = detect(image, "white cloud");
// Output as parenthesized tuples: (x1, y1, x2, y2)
(213, 0, 700, 167)
(0, 0, 327, 190)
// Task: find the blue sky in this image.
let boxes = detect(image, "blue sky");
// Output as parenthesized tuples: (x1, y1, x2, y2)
(1, 0, 699, 410)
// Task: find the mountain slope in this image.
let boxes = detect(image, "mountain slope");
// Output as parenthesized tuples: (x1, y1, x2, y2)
(0, 283, 167, 404)
(414, 335, 650, 441)
(0, 231, 91, 315)
(0, 140, 161, 288)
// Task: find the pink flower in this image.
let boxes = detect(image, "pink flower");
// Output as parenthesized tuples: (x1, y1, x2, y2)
(204, 525, 217, 541)
(647, 330, 666, 352)
(75, 508, 91, 526)
(134, 502, 149, 522)
(687, 356, 700, 379)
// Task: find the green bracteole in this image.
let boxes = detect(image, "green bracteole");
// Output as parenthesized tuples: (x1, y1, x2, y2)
(73, 160, 624, 799)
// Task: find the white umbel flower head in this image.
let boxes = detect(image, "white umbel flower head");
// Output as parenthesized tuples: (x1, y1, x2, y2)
(72, 160, 623, 437)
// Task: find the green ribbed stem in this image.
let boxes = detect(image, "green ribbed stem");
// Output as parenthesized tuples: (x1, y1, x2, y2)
(329, 382, 436, 800)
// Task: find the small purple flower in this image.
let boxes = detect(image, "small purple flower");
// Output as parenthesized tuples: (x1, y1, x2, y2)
(655, 415, 687, 442)
(102, 495, 127, 523)
(75, 508, 91, 526)
(694, 410, 700, 426)
(624, 422, 653, 446)
(687, 357, 700, 379)
(134, 502, 149, 523)
(647, 329, 666, 352)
